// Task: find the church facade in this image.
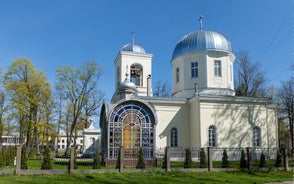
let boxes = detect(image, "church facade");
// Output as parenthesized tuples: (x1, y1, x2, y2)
(99, 26, 278, 160)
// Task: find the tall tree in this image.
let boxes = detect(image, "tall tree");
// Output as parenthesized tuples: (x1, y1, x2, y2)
(234, 51, 267, 97)
(153, 81, 171, 98)
(0, 90, 5, 150)
(278, 77, 294, 151)
(4, 58, 52, 153)
(55, 62, 104, 155)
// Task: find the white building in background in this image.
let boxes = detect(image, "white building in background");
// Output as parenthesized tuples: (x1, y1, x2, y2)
(82, 123, 100, 156)
(57, 123, 100, 156)
(99, 22, 278, 160)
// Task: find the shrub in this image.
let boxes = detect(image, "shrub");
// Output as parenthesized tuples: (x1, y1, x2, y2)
(93, 148, 101, 169)
(21, 146, 28, 170)
(275, 151, 282, 167)
(28, 148, 38, 159)
(5, 147, 16, 166)
(184, 148, 193, 168)
(41, 147, 52, 170)
(221, 149, 229, 168)
(136, 147, 145, 169)
(240, 149, 247, 169)
(199, 148, 207, 168)
(259, 152, 266, 168)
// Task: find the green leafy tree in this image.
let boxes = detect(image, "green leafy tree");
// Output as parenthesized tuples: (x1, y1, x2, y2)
(259, 152, 266, 168)
(55, 62, 104, 155)
(4, 58, 53, 153)
(136, 147, 145, 169)
(199, 148, 207, 168)
(184, 148, 193, 168)
(41, 147, 52, 170)
(0, 90, 5, 150)
(221, 149, 229, 168)
(240, 149, 247, 168)
(93, 148, 101, 169)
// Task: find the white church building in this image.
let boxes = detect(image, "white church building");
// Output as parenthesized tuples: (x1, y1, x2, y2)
(99, 23, 278, 160)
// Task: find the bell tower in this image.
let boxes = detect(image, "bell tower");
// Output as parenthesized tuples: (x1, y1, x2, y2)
(114, 33, 153, 96)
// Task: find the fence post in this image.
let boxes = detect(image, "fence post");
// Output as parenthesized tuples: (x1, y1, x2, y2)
(14, 145, 22, 175)
(207, 147, 213, 171)
(119, 146, 124, 172)
(165, 147, 170, 171)
(69, 146, 75, 174)
(246, 147, 251, 170)
(282, 147, 289, 171)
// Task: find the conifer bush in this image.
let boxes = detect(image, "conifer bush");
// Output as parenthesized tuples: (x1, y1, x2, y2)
(221, 149, 229, 168)
(162, 150, 167, 169)
(199, 148, 207, 168)
(259, 152, 266, 168)
(275, 150, 282, 167)
(116, 147, 121, 169)
(28, 148, 38, 159)
(0, 150, 4, 169)
(41, 147, 52, 170)
(136, 147, 145, 169)
(93, 148, 101, 169)
(240, 149, 247, 169)
(21, 146, 28, 170)
(184, 148, 193, 168)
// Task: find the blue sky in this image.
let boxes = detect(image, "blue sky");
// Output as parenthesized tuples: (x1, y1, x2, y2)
(0, 0, 293, 102)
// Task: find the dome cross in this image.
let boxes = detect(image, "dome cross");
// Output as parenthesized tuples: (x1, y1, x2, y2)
(199, 16, 203, 30)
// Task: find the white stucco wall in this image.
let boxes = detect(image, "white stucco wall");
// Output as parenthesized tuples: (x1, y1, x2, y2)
(197, 98, 277, 148)
(151, 101, 190, 148)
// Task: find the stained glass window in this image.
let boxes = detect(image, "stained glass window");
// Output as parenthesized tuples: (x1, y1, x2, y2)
(108, 100, 155, 159)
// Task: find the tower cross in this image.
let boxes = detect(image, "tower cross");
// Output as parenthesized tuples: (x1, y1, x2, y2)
(199, 16, 203, 30)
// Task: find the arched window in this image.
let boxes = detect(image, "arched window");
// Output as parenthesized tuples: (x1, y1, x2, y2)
(208, 125, 217, 147)
(108, 100, 155, 159)
(130, 64, 143, 86)
(253, 126, 261, 147)
(170, 127, 178, 147)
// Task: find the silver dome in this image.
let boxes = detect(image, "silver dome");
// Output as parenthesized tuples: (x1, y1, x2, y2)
(118, 79, 138, 92)
(121, 43, 146, 53)
(172, 30, 232, 60)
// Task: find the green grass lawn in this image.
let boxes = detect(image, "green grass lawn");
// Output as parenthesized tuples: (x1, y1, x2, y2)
(0, 171, 292, 184)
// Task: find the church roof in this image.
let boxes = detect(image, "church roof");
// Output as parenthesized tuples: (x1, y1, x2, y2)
(172, 30, 233, 60)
